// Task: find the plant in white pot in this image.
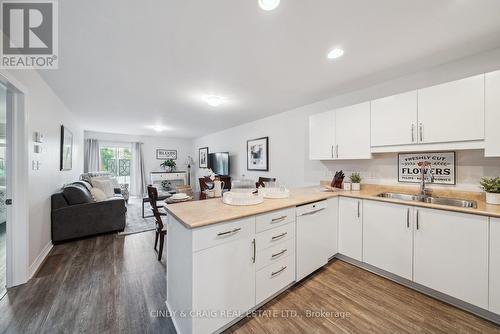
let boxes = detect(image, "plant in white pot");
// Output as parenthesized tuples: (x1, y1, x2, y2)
(350, 172, 362, 191)
(480, 177, 500, 205)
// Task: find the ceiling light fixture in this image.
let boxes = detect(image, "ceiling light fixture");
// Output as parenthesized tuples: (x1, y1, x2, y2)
(258, 0, 280, 11)
(327, 48, 345, 60)
(205, 95, 224, 107)
(151, 125, 167, 132)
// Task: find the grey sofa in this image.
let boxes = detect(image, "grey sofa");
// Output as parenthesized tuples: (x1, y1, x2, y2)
(51, 182, 127, 243)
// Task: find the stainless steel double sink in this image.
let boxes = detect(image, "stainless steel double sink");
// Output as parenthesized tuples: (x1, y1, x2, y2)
(376, 192, 477, 208)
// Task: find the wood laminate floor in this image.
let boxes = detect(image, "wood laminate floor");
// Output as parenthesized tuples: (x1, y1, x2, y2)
(0, 231, 498, 334)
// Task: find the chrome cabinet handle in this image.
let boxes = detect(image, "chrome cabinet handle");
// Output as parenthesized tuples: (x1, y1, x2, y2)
(406, 208, 410, 228)
(336, 144, 339, 159)
(416, 210, 420, 230)
(357, 201, 360, 219)
(271, 216, 287, 223)
(419, 123, 423, 142)
(271, 249, 287, 259)
(217, 227, 241, 237)
(411, 124, 415, 142)
(300, 207, 326, 216)
(271, 232, 287, 241)
(251, 239, 256, 263)
(331, 145, 334, 158)
(271, 266, 287, 277)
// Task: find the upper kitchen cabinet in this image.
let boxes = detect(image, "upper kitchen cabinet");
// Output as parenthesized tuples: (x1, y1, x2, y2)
(417, 74, 485, 144)
(485, 70, 500, 157)
(335, 102, 372, 159)
(309, 110, 335, 160)
(371, 91, 418, 147)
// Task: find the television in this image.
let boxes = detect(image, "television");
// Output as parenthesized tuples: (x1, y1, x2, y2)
(208, 152, 230, 176)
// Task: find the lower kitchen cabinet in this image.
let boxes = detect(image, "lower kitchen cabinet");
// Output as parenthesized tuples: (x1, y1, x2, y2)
(362, 200, 413, 280)
(338, 197, 363, 261)
(192, 219, 256, 334)
(490, 218, 500, 314)
(413, 208, 489, 309)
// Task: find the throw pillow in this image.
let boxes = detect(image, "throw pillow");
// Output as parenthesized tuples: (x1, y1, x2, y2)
(91, 178, 114, 198)
(90, 187, 107, 202)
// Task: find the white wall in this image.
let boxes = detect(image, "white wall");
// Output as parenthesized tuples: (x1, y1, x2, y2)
(5, 69, 84, 268)
(84, 131, 193, 185)
(193, 48, 500, 191)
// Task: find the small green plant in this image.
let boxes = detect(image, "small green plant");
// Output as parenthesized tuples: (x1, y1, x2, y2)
(480, 177, 500, 193)
(160, 159, 176, 170)
(350, 172, 362, 184)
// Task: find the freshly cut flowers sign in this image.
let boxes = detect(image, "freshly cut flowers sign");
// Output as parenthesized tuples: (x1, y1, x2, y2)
(398, 152, 456, 185)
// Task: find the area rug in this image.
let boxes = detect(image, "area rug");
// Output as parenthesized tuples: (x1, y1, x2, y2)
(119, 197, 156, 236)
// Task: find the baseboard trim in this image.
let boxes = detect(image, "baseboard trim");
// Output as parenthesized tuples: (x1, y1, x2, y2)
(28, 241, 53, 279)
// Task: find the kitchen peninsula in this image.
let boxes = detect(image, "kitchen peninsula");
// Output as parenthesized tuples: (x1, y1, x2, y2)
(166, 185, 500, 334)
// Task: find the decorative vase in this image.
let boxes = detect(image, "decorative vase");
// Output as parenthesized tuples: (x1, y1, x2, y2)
(351, 183, 361, 191)
(486, 192, 500, 205)
(343, 182, 351, 191)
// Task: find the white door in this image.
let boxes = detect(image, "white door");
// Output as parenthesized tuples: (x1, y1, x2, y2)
(193, 236, 255, 334)
(309, 110, 335, 160)
(338, 197, 362, 261)
(490, 218, 500, 314)
(417, 74, 485, 144)
(335, 102, 372, 159)
(485, 70, 500, 157)
(370, 91, 418, 147)
(363, 201, 413, 279)
(414, 208, 488, 309)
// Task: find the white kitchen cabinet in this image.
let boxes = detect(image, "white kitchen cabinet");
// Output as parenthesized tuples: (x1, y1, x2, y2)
(417, 74, 485, 144)
(309, 110, 335, 160)
(338, 197, 363, 261)
(192, 222, 256, 334)
(490, 218, 500, 314)
(362, 200, 413, 280)
(413, 208, 489, 309)
(335, 102, 372, 159)
(371, 91, 418, 147)
(485, 70, 500, 157)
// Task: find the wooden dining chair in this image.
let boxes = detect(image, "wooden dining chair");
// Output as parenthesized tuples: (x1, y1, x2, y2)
(256, 177, 277, 188)
(152, 206, 167, 261)
(199, 177, 215, 191)
(147, 185, 166, 216)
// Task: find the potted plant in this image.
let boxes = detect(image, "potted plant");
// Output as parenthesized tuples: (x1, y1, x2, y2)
(350, 172, 362, 191)
(160, 159, 176, 172)
(480, 177, 500, 205)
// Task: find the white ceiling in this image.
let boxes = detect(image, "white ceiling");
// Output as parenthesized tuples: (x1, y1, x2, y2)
(39, 0, 500, 138)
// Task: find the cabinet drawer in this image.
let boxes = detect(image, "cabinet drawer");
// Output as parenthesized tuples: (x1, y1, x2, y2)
(256, 207, 295, 233)
(256, 223, 295, 251)
(193, 217, 255, 252)
(256, 238, 295, 270)
(256, 255, 295, 304)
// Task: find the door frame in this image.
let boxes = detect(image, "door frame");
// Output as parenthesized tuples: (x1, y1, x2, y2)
(0, 70, 30, 287)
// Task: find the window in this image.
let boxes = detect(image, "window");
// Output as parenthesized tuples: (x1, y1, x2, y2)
(100, 146, 132, 185)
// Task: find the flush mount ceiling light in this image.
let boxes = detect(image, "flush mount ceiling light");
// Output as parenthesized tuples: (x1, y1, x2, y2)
(204, 95, 224, 107)
(327, 48, 345, 60)
(258, 0, 280, 11)
(151, 125, 167, 132)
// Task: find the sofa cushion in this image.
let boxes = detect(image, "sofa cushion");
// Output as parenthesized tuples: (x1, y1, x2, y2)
(90, 187, 107, 202)
(74, 180, 92, 192)
(63, 184, 93, 205)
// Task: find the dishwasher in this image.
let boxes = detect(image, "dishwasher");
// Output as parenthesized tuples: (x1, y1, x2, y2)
(296, 200, 335, 281)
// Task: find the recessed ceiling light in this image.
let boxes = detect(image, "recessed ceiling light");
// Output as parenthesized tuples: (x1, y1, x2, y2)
(205, 95, 223, 107)
(151, 125, 167, 132)
(327, 48, 345, 60)
(258, 0, 280, 11)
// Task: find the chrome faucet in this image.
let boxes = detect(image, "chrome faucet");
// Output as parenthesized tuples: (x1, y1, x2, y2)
(418, 161, 434, 196)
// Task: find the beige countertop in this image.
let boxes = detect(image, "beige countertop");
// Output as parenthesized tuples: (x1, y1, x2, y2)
(165, 184, 500, 229)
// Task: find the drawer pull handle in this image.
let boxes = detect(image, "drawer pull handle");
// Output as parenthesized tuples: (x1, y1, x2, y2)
(271, 232, 287, 241)
(271, 266, 287, 277)
(271, 216, 287, 223)
(217, 227, 241, 237)
(271, 249, 287, 258)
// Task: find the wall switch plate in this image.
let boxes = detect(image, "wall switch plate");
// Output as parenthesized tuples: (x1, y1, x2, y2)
(34, 144, 42, 153)
(33, 131, 44, 143)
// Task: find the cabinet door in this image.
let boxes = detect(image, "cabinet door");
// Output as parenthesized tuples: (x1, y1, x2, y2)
(371, 91, 418, 147)
(490, 218, 500, 314)
(335, 102, 372, 159)
(193, 233, 255, 334)
(338, 197, 362, 261)
(485, 70, 500, 157)
(309, 110, 335, 160)
(414, 208, 488, 309)
(417, 74, 485, 144)
(363, 201, 413, 280)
